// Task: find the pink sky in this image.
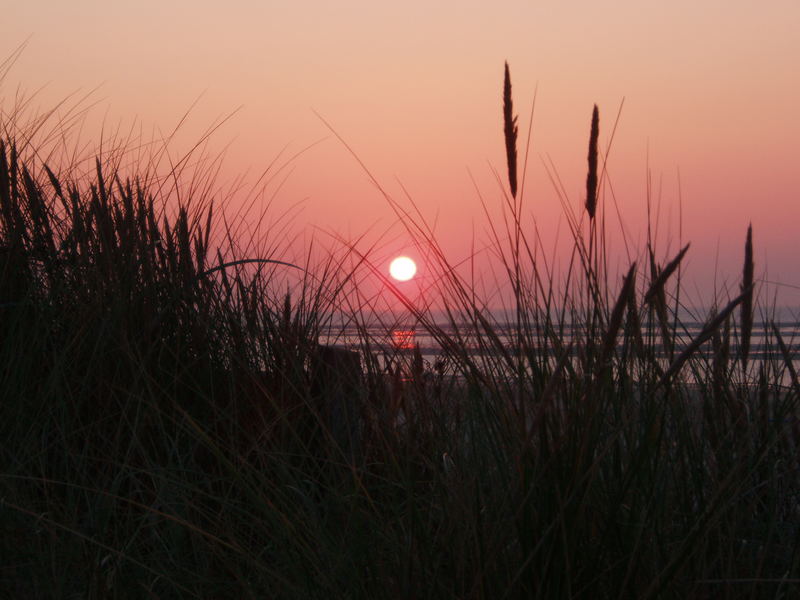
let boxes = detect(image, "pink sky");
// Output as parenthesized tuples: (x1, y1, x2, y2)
(2, 1, 799, 307)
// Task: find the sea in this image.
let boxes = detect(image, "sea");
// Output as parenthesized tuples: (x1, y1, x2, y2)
(318, 308, 800, 384)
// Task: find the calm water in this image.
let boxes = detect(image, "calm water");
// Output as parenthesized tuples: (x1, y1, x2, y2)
(322, 321, 800, 358)
(319, 314, 800, 384)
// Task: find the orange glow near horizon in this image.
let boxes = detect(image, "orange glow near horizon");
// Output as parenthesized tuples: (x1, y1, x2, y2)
(2, 1, 799, 305)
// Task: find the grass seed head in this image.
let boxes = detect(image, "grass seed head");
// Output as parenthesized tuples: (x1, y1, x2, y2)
(503, 61, 518, 199)
(585, 104, 599, 219)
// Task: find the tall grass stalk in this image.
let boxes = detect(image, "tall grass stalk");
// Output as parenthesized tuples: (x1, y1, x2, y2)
(741, 223, 754, 371)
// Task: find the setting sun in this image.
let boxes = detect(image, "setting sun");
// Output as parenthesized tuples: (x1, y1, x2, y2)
(389, 256, 417, 281)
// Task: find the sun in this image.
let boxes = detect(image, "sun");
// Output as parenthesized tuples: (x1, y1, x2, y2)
(389, 256, 417, 282)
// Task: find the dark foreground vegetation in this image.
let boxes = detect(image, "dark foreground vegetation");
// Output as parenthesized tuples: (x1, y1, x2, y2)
(2, 66, 800, 599)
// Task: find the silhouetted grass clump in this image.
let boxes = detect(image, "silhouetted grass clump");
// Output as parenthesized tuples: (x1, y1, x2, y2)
(1, 63, 799, 599)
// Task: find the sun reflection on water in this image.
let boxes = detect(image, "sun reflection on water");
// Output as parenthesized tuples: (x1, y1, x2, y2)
(391, 329, 416, 350)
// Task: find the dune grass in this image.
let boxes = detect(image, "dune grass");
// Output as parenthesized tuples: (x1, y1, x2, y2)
(1, 65, 799, 599)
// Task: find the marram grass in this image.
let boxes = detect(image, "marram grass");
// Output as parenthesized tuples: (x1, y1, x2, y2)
(0, 66, 799, 600)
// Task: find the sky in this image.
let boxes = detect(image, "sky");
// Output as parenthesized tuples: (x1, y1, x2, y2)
(2, 0, 799, 308)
